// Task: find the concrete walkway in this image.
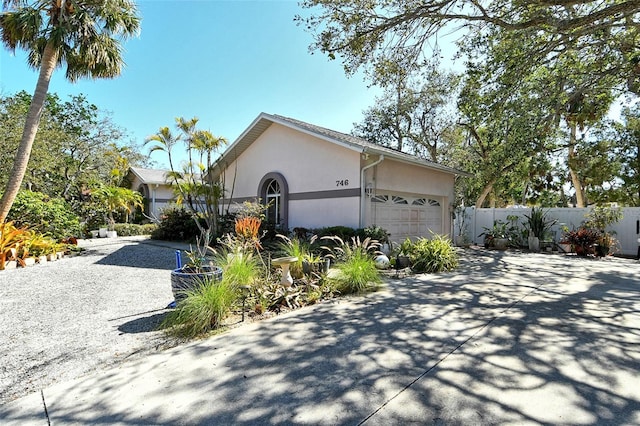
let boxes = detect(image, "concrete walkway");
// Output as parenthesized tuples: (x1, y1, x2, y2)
(2, 248, 639, 425)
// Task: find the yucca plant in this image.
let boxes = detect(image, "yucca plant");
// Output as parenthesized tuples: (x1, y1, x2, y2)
(410, 235, 459, 273)
(161, 275, 237, 338)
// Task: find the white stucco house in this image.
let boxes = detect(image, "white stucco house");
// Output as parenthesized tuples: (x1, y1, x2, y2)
(126, 167, 175, 220)
(208, 113, 467, 242)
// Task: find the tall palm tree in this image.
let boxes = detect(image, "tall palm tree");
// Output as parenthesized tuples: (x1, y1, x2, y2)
(146, 117, 227, 236)
(0, 0, 140, 222)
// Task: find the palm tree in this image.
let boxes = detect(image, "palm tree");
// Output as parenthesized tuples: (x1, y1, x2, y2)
(146, 117, 227, 236)
(0, 0, 140, 223)
(93, 185, 143, 229)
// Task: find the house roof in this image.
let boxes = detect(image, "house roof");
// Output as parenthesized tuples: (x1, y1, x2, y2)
(128, 167, 171, 185)
(208, 112, 470, 177)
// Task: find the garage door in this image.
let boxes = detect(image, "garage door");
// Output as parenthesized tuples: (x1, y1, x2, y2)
(369, 193, 443, 242)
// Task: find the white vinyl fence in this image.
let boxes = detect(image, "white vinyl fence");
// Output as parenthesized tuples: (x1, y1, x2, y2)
(455, 207, 640, 257)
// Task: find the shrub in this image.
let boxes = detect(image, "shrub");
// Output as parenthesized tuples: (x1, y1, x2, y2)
(315, 226, 357, 241)
(410, 235, 459, 273)
(332, 250, 381, 294)
(7, 191, 82, 239)
(160, 276, 237, 338)
(113, 223, 157, 236)
(150, 207, 201, 241)
(357, 225, 390, 245)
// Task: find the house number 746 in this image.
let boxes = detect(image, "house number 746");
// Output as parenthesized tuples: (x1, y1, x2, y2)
(336, 179, 349, 187)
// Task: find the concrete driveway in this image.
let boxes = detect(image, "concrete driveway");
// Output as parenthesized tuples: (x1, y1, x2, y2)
(2, 248, 639, 425)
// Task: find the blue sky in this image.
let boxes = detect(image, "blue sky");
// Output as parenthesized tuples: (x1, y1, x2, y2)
(0, 0, 386, 168)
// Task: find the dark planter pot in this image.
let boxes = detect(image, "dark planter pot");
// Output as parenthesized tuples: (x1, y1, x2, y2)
(396, 255, 411, 269)
(170, 265, 223, 302)
(595, 245, 609, 257)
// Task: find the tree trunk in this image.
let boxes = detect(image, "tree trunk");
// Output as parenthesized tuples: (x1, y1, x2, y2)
(567, 122, 586, 207)
(475, 177, 497, 208)
(0, 43, 58, 222)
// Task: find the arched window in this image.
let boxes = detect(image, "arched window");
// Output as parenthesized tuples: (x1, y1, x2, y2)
(265, 179, 281, 225)
(258, 172, 289, 230)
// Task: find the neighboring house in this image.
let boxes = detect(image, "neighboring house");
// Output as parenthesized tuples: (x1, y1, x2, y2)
(208, 113, 468, 242)
(126, 167, 175, 220)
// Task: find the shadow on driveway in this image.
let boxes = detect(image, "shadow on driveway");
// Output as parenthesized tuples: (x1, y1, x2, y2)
(3, 249, 640, 424)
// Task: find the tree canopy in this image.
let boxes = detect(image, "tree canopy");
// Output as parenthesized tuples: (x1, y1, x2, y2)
(298, 1, 640, 92)
(0, 91, 149, 201)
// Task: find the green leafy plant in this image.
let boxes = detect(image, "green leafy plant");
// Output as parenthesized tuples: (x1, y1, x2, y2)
(524, 207, 556, 238)
(276, 234, 320, 278)
(161, 275, 237, 338)
(479, 220, 511, 248)
(7, 191, 82, 239)
(358, 225, 390, 245)
(398, 238, 414, 256)
(150, 207, 201, 241)
(409, 235, 459, 273)
(213, 243, 262, 287)
(182, 230, 215, 273)
(584, 205, 623, 232)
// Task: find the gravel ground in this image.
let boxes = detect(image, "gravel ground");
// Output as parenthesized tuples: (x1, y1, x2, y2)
(0, 236, 189, 405)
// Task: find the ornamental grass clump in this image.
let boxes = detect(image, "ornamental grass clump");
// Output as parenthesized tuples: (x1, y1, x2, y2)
(333, 249, 382, 294)
(410, 235, 459, 273)
(323, 235, 382, 294)
(161, 275, 237, 339)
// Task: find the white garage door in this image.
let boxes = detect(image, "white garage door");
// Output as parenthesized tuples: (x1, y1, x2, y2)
(369, 193, 443, 242)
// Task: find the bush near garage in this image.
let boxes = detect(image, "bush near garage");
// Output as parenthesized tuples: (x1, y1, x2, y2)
(409, 235, 459, 273)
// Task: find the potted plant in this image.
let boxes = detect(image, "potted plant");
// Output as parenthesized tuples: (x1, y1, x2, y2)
(562, 226, 599, 256)
(171, 229, 223, 302)
(395, 238, 413, 268)
(524, 207, 557, 252)
(479, 220, 509, 250)
(558, 225, 572, 253)
(585, 205, 622, 258)
(595, 232, 616, 257)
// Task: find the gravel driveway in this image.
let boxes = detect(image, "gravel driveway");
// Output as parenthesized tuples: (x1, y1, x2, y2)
(0, 236, 186, 404)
